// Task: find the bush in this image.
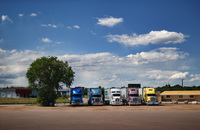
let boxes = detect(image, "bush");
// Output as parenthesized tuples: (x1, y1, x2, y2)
(62, 94, 69, 99)
(36, 87, 57, 106)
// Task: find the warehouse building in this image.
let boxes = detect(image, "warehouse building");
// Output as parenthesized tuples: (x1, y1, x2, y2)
(160, 91, 200, 102)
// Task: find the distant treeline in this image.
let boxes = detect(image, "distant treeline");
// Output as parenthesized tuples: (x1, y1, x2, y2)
(156, 84, 200, 93)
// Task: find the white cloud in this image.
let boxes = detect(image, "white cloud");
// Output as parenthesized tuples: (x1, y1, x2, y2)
(126, 47, 188, 64)
(73, 25, 80, 29)
(0, 49, 46, 87)
(0, 47, 197, 88)
(90, 31, 96, 35)
(189, 74, 200, 82)
(41, 24, 57, 28)
(106, 30, 187, 46)
(67, 26, 72, 29)
(1, 15, 13, 23)
(97, 16, 123, 27)
(170, 72, 189, 79)
(41, 38, 52, 43)
(30, 13, 37, 17)
(18, 13, 24, 17)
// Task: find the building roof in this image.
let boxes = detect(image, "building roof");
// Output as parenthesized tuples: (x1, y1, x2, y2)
(160, 91, 200, 95)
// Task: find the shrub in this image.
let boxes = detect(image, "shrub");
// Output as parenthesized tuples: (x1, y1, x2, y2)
(36, 87, 57, 106)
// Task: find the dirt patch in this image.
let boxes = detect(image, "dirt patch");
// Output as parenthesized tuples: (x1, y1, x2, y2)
(0, 103, 200, 111)
(1, 104, 200, 130)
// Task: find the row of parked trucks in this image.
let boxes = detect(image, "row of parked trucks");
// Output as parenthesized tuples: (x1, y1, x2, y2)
(70, 84, 159, 106)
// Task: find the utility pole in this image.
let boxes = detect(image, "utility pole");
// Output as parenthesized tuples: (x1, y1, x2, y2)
(182, 79, 184, 87)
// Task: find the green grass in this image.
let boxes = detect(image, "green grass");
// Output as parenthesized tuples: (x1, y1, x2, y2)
(0, 98, 37, 104)
(56, 97, 70, 103)
(0, 97, 70, 104)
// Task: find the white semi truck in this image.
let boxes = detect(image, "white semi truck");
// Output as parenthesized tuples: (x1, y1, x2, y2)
(104, 88, 123, 105)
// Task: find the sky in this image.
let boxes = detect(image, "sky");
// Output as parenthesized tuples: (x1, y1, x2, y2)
(0, 0, 200, 88)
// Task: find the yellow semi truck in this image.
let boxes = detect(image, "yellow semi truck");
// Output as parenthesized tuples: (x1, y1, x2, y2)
(139, 87, 159, 105)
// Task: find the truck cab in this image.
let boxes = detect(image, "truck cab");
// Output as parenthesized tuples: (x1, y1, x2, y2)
(87, 88, 103, 105)
(143, 88, 159, 105)
(110, 88, 123, 105)
(70, 87, 83, 105)
(127, 88, 141, 105)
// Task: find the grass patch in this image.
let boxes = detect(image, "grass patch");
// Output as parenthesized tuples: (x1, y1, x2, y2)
(56, 97, 70, 103)
(0, 98, 37, 104)
(0, 97, 70, 104)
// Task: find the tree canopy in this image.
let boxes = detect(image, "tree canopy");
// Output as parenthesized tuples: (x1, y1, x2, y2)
(26, 56, 75, 106)
(156, 84, 200, 92)
(26, 56, 75, 90)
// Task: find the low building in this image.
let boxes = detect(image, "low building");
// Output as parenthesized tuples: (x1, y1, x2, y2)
(0, 87, 70, 98)
(160, 91, 200, 102)
(0, 87, 31, 98)
(56, 88, 70, 97)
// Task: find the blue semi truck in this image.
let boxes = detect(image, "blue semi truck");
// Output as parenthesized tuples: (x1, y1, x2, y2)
(87, 88, 103, 105)
(70, 87, 83, 105)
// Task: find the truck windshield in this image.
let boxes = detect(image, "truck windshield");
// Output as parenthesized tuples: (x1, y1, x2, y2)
(147, 94, 156, 96)
(93, 95, 101, 97)
(129, 94, 138, 96)
(113, 94, 120, 96)
(73, 94, 82, 97)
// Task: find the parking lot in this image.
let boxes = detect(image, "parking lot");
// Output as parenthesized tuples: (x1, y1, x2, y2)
(0, 104, 200, 130)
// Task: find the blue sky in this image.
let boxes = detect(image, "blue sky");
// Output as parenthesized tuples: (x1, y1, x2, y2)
(0, 0, 200, 88)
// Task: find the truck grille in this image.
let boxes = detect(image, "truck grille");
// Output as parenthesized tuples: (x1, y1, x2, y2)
(75, 99, 80, 103)
(115, 98, 119, 102)
(150, 97, 156, 102)
(132, 98, 137, 102)
(95, 98, 100, 102)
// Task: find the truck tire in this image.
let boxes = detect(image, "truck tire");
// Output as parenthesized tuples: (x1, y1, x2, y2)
(88, 100, 91, 106)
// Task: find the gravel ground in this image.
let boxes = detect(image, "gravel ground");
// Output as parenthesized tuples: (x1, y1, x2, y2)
(0, 104, 200, 130)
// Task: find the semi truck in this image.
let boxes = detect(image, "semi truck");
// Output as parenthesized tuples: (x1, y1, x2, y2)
(121, 84, 141, 105)
(104, 88, 123, 105)
(87, 88, 103, 105)
(139, 87, 159, 105)
(70, 87, 83, 105)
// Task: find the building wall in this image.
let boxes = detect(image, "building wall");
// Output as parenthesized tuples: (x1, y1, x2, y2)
(0, 90, 20, 98)
(162, 95, 200, 101)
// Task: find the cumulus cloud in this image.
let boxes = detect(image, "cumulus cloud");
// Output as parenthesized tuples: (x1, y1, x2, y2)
(0, 47, 196, 88)
(58, 47, 188, 67)
(1, 15, 13, 23)
(73, 25, 80, 29)
(0, 48, 46, 87)
(126, 47, 189, 64)
(97, 16, 123, 27)
(18, 13, 24, 17)
(189, 74, 200, 82)
(41, 38, 52, 43)
(30, 13, 37, 17)
(106, 30, 187, 46)
(170, 72, 189, 79)
(41, 24, 57, 28)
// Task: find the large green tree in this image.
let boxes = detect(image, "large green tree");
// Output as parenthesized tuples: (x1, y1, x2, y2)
(26, 56, 75, 106)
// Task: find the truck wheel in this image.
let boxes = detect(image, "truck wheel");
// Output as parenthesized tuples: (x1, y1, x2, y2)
(88, 101, 91, 106)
